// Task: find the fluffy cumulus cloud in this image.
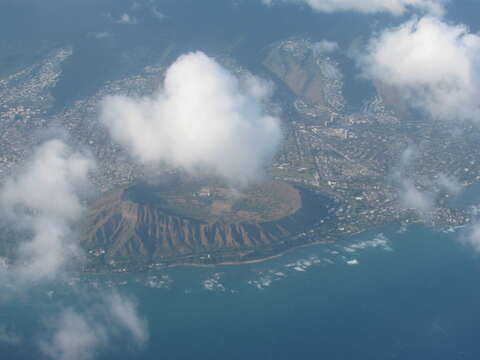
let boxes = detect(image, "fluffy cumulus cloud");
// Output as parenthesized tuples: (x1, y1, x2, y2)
(361, 16, 480, 122)
(100, 51, 281, 185)
(0, 140, 95, 283)
(39, 292, 148, 360)
(262, 0, 445, 16)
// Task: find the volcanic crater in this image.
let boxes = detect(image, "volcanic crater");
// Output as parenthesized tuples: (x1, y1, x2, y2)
(82, 178, 332, 269)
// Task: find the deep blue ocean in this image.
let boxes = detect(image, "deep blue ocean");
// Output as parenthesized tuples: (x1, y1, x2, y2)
(2, 223, 480, 360)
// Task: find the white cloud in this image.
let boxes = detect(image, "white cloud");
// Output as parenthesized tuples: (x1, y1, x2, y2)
(394, 148, 462, 213)
(107, 292, 149, 345)
(40, 310, 107, 360)
(39, 292, 148, 360)
(394, 146, 435, 213)
(398, 179, 434, 212)
(460, 223, 480, 253)
(92, 32, 110, 40)
(437, 173, 462, 195)
(0, 142, 147, 358)
(100, 51, 281, 185)
(360, 16, 480, 122)
(400, 145, 417, 165)
(263, 0, 445, 16)
(151, 7, 166, 20)
(117, 13, 137, 24)
(0, 140, 95, 283)
(312, 40, 339, 54)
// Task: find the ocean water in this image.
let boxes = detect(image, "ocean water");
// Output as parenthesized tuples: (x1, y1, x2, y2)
(2, 224, 480, 359)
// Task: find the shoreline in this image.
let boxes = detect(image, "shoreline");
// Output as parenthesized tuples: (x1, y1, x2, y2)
(152, 227, 372, 270)
(79, 220, 465, 277)
(80, 228, 373, 276)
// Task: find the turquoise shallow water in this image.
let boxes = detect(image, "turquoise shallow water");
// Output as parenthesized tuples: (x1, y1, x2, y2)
(2, 224, 480, 359)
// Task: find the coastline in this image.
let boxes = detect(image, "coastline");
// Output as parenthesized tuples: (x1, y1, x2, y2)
(80, 213, 469, 276)
(80, 226, 381, 275)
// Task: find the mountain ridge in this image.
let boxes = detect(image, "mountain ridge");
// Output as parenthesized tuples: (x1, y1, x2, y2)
(81, 180, 333, 270)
